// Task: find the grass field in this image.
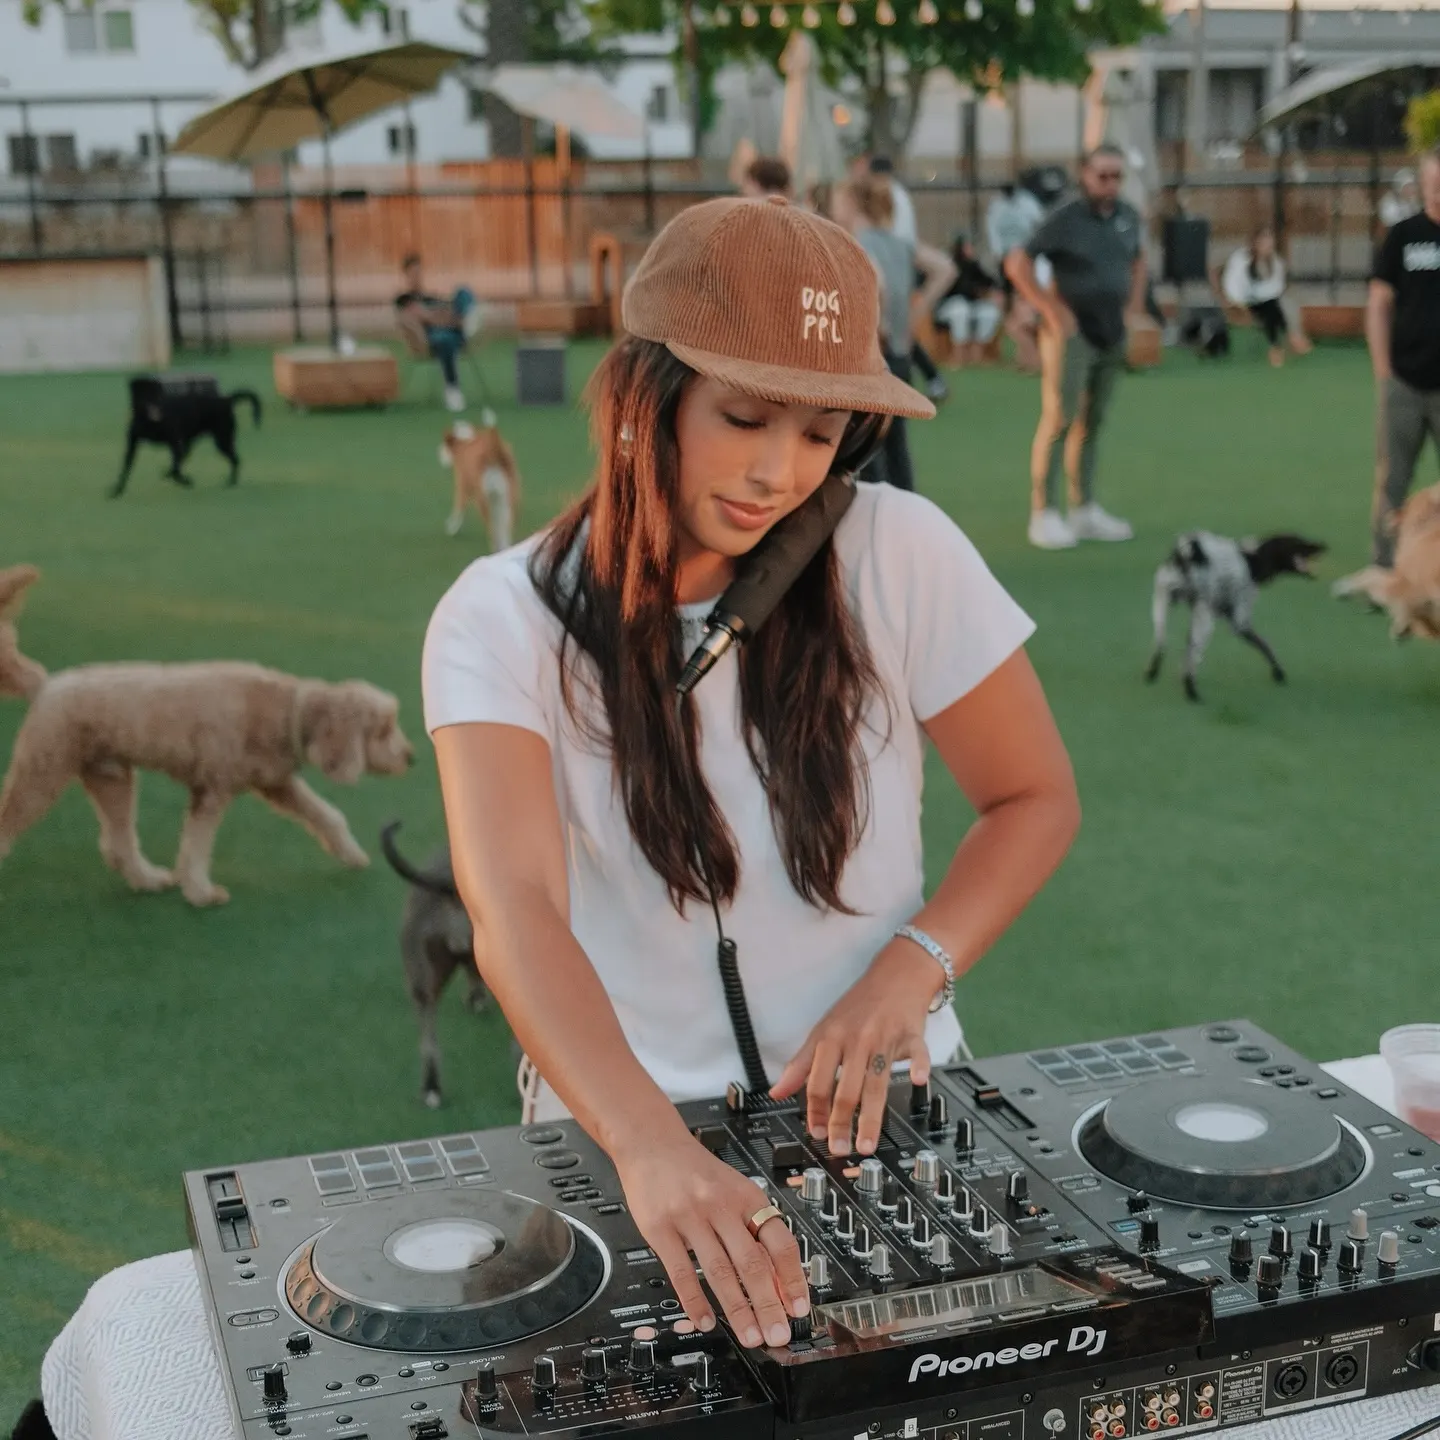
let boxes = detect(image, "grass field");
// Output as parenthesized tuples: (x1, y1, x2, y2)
(2, 337, 1439, 1429)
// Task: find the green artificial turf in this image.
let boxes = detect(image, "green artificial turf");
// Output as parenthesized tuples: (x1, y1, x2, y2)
(2, 337, 1438, 1426)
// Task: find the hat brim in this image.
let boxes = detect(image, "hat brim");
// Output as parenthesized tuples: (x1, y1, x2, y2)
(666, 341, 937, 421)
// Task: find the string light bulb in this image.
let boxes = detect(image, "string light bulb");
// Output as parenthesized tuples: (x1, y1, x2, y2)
(919, 0, 939, 19)
(1017, 0, 1034, 15)
(770, 3, 786, 22)
(1074, 0, 1092, 12)
(876, 0, 896, 21)
(965, 0, 981, 17)
(838, 0, 856, 20)
(741, 2, 759, 22)
(715, 3, 731, 20)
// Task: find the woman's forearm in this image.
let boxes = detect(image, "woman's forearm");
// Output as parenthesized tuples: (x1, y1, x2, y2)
(475, 883, 691, 1159)
(909, 786, 1079, 977)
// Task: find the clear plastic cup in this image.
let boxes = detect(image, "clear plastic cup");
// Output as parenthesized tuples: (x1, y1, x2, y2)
(1380, 1024, 1440, 1140)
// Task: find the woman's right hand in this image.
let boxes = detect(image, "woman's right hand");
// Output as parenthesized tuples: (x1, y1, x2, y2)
(611, 1129, 811, 1350)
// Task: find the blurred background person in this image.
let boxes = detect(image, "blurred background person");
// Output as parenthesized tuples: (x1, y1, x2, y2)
(1218, 225, 1312, 368)
(741, 155, 794, 200)
(934, 234, 1003, 367)
(1366, 146, 1440, 568)
(395, 253, 480, 413)
(832, 174, 956, 490)
(1381, 167, 1421, 229)
(1006, 145, 1144, 550)
(987, 182, 1046, 371)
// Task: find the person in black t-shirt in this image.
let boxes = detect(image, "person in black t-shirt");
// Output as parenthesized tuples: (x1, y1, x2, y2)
(1366, 146, 1440, 566)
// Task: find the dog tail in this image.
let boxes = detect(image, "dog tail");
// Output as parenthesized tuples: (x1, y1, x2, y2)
(380, 820, 461, 898)
(227, 390, 263, 428)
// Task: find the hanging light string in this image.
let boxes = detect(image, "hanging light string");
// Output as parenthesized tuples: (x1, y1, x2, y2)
(710, 0, 1166, 26)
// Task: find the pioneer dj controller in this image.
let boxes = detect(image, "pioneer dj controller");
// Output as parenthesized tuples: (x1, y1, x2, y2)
(188, 1022, 1440, 1440)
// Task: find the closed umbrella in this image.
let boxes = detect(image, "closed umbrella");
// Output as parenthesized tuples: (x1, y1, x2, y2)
(171, 38, 474, 347)
(779, 32, 844, 198)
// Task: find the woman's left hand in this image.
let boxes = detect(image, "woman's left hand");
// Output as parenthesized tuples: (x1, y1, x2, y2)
(769, 940, 940, 1157)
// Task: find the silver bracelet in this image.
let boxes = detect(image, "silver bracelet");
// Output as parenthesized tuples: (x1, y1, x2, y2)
(893, 923, 956, 1014)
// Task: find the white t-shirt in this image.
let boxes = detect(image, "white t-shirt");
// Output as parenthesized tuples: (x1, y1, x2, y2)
(888, 178, 918, 247)
(422, 482, 1034, 1109)
(1222, 248, 1286, 307)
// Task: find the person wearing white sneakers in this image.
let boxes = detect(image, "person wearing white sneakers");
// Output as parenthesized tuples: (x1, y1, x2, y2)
(395, 253, 483, 412)
(1005, 146, 1145, 549)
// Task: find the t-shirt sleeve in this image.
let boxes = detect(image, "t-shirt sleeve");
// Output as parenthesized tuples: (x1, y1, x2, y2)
(870, 488, 1037, 722)
(1026, 203, 1070, 260)
(421, 557, 552, 739)
(1373, 225, 1402, 287)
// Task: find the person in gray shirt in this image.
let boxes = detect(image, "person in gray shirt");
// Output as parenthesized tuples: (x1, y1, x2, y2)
(1005, 146, 1146, 550)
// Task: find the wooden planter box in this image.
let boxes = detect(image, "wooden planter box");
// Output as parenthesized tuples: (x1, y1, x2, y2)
(1127, 322, 1162, 369)
(515, 300, 611, 337)
(1300, 304, 1365, 339)
(273, 347, 400, 409)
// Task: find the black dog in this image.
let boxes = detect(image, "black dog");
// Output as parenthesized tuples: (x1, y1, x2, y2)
(1146, 531, 1326, 702)
(112, 374, 261, 497)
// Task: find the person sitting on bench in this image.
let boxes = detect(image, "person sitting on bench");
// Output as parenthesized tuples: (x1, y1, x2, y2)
(395, 253, 481, 412)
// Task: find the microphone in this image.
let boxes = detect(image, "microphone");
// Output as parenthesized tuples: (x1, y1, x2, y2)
(676, 473, 857, 696)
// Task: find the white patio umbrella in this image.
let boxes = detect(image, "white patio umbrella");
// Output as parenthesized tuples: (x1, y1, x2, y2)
(1256, 55, 1440, 131)
(779, 32, 844, 198)
(483, 64, 645, 142)
(171, 37, 474, 347)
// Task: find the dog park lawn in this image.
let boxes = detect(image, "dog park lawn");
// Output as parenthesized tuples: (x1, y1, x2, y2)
(1, 335, 1437, 1424)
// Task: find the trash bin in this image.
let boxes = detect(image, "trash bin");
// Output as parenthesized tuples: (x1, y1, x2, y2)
(517, 336, 566, 406)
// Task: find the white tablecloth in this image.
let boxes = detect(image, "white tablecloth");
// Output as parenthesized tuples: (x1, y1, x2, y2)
(39, 1057, 1440, 1440)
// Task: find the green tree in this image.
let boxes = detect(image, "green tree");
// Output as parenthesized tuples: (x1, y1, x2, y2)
(588, 0, 1163, 155)
(1405, 90, 1440, 155)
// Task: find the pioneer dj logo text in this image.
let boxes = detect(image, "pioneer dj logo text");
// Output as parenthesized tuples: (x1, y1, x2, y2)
(801, 287, 843, 344)
(907, 1325, 1108, 1384)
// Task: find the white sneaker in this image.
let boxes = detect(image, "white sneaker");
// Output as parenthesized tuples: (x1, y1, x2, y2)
(444, 384, 466, 413)
(1070, 502, 1133, 542)
(1028, 508, 1077, 550)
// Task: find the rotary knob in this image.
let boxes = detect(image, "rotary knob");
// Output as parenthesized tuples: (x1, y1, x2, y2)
(1269, 1224, 1293, 1259)
(1308, 1217, 1332, 1252)
(953, 1186, 975, 1226)
(582, 1347, 608, 1385)
(1348, 1208, 1370, 1242)
(853, 1222, 874, 1259)
(262, 1366, 287, 1405)
(954, 1117, 975, 1154)
(796, 1231, 812, 1264)
(879, 1174, 900, 1212)
(928, 1094, 949, 1133)
(868, 1242, 894, 1280)
(820, 1188, 840, 1225)
(1139, 1215, 1161, 1252)
(1256, 1253, 1283, 1296)
(800, 1168, 828, 1204)
(473, 1361, 499, 1403)
(285, 1331, 311, 1356)
(913, 1150, 940, 1187)
(969, 1201, 990, 1236)
(692, 1354, 715, 1392)
(1378, 1231, 1402, 1270)
(1229, 1229, 1253, 1266)
(1007, 1171, 1029, 1206)
(629, 1338, 657, 1375)
(894, 1196, 915, 1233)
(807, 1252, 832, 1291)
(1298, 1247, 1323, 1284)
(836, 1205, 856, 1246)
(913, 1214, 933, 1249)
(935, 1170, 956, 1209)
(856, 1158, 884, 1195)
(1338, 1238, 1364, 1273)
(1126, 1191, 1151, 1214)
(988, 1222, 1012, 1258)
(789, 1313, 813, 1345)
(532, 1355, 558, 1393)
(910, 1081, 931, 1116)
(930, 1233, 954, 1270)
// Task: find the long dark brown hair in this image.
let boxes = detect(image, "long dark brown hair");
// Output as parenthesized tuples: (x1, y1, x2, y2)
(530, 336, 888, 915)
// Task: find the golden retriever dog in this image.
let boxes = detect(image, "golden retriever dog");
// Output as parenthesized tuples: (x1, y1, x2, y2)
(437, 409, 521, 549)
(1333, 484, 1440, 640)
(0, 571, 414, 906)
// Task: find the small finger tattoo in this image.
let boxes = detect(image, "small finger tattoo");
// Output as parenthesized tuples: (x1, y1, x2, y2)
(870, 1052, 887, 1076)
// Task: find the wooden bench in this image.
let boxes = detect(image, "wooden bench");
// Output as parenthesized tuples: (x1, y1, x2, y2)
(273, 347, 399, 409)
(1299, 304, 1365, 339)
(515, 299, 611, 337)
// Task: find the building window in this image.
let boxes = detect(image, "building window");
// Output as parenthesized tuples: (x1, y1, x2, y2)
(7, 135, 41, 176)
(63, 8, 98, 50)
(380, 5, 409, 37)
(46, 135, 79, 172)
(1155, 71, 1187, 144)
(1207, 68, 1264, 144)
(646, 85, 670, 122)
(467, 87, 486, 123)
(103, 9, 134, 50)
(64, 6, 135, 53)
(387, 123, 417, 157)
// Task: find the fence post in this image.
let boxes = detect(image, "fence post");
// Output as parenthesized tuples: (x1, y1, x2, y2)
(20, 100, 41, 253)
(151, 97, 181, 352)
(282, 153, 303, 342)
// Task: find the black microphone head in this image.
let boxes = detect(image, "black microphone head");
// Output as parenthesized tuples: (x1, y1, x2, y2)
(710, 473, 857, 638)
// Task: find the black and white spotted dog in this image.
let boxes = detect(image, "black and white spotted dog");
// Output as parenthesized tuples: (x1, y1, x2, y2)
(1145, 532, 1326, 702)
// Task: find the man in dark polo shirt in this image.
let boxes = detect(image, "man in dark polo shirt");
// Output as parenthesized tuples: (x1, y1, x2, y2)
(1366, 145, 1440, 567)
(1006, 145, 1146, 550)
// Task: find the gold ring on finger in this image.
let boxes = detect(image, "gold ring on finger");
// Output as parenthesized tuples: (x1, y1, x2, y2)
(746, 1203, 784, 1240)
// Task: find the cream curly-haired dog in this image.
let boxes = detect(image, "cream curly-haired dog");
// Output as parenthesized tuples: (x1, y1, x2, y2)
(1333, 484, 1440, 640)
(0, 565, 413, 906)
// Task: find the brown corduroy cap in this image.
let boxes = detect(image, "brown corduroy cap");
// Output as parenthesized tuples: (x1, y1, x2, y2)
(622, 195, 936, 421)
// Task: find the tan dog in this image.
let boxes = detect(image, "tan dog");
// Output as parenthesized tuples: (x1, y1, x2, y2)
(1333, 484, 1440, 640)
(0, 565, 46, 702)
(0, 570, 414, 906)
(437, 409, 520, 549)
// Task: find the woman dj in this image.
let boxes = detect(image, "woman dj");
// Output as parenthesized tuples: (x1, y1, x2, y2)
(423, 197, 1079, 1357)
